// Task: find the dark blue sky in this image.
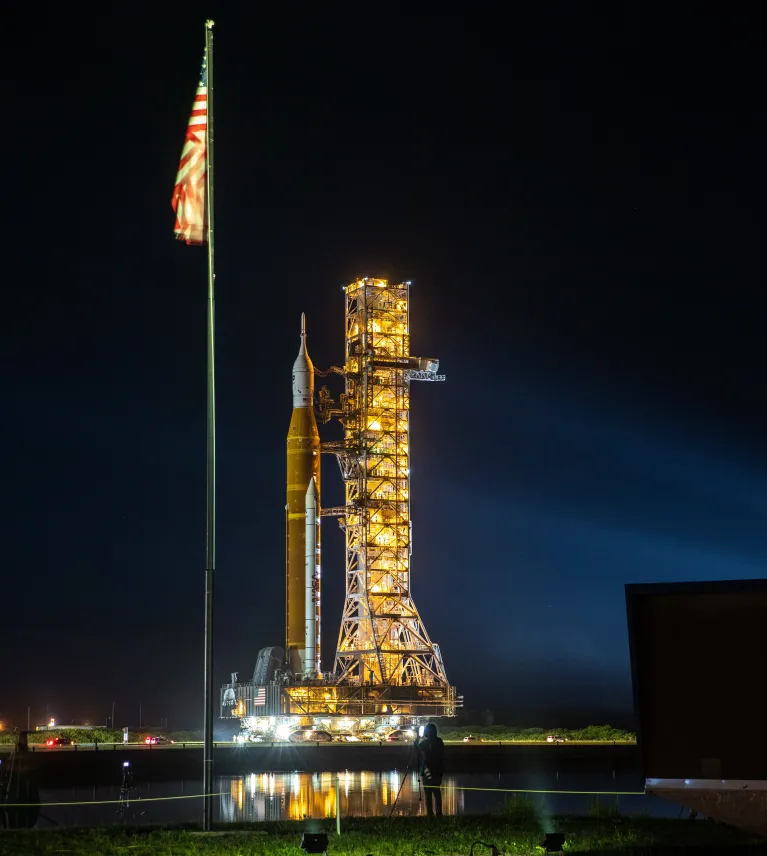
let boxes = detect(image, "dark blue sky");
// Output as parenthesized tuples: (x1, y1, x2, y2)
(4, 4, 765, 729)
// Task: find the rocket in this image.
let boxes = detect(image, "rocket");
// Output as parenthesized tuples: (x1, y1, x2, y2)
(286, 314, 321, 679)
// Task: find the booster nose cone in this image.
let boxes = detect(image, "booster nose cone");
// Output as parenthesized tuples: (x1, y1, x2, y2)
(306, 475, 317, 503)
(292, 313, 314, 407)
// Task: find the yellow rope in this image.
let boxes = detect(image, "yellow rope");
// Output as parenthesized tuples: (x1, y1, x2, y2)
(421, 784, 645, 795)
(1, 784, 647, 808)
(0, 792, 228, 808)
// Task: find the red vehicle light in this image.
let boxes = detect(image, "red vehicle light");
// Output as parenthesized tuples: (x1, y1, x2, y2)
(47, 739, 53, 745)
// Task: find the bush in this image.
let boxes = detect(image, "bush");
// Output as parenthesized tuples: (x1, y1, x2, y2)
(21, 728, 167, 745)
(437, 723, 636, 743)
(567, 724, 635, 742)
(167, 730, 203, 742)
(26, 728, 123, 744)
(500, 794, 541, 826)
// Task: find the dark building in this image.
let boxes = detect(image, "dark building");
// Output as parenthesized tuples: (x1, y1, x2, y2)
(626, 578, 767, 837)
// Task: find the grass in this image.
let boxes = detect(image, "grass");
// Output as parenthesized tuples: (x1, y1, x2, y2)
(0, 816, 764, 855)
(500, 794, 541, 825)
(589, 799, 623, 820)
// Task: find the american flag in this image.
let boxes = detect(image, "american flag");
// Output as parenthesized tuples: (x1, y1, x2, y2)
(253, 687, 266, 706)
(171, 52, 208, 245)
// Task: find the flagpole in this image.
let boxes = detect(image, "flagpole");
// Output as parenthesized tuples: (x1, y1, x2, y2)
(202, 17, 216, 833)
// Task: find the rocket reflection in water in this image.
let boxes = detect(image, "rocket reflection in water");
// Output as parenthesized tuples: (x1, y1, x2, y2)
(218, 771, 462, 821)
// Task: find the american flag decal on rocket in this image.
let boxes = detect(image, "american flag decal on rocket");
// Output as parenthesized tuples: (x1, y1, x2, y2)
(253, 687, 266, 706)
(171, 52, 208, 245)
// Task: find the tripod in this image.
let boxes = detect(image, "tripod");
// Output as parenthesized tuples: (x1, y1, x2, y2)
(389, 742, 422, 817)
(117, 762, 134, 820)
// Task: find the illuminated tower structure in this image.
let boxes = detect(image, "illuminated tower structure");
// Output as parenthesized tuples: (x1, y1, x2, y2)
(220, 278, 459, 727)
(322, 278, 449, 691)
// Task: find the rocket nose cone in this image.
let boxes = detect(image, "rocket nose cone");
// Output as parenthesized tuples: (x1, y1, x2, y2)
(306, 477, 317, 500)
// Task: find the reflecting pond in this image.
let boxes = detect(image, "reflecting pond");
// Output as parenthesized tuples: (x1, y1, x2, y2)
(36, 769, 694, 827)
(218, 770, 685, 823)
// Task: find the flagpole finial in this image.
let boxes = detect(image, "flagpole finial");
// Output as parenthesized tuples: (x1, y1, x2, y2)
(206, 19, 215, 29)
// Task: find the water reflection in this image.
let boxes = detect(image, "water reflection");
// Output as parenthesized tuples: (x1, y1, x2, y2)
(36, 770, 685, 828)
(218, 770, 464, 821)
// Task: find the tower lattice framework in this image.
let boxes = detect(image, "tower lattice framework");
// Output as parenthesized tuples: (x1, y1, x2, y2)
(331, 278, 448, 688)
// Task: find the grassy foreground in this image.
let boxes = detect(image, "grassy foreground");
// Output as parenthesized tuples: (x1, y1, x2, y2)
(0, 816, 763, 855)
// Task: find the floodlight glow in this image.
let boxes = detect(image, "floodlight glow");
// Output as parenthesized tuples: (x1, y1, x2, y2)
(276, 722, 292, 740)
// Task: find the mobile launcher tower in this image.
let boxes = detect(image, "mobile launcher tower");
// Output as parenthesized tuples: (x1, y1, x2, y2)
(221, 278, 461, 739)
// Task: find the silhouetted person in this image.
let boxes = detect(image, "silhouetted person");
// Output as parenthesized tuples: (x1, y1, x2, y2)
(415, 723, 444, 817)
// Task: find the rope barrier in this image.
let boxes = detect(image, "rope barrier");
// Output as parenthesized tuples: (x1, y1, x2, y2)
(420, 785, 645, 795)
(0, 783, 646, 809)
(0, 792, 228, 808)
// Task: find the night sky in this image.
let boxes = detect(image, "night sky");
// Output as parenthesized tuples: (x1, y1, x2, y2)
(5, 5, 766, 730)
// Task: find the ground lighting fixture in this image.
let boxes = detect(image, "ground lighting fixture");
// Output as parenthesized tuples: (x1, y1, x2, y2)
(541, 831, 566, 852)
(300, 832, 329, 853)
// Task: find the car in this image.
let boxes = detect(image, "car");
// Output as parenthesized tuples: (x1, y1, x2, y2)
(386, 729, 416, 743)
(546, 735, 568, 743)
(144, 735, 170, 745)
(45, 737, 71, 747)
(289, 729, 333, 743)
(463, 734, 483, 742)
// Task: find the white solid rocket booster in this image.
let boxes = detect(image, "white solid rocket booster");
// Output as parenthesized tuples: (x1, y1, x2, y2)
(304, 476, 320, 678)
